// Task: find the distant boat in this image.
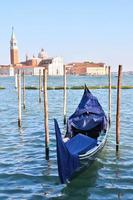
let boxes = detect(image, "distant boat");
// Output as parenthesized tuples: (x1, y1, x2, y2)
(54, 85, 108, 184)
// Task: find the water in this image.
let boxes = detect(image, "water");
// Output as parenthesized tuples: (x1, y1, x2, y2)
(0, 74, 133, 200)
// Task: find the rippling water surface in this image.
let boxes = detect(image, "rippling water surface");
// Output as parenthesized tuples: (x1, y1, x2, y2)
(0, 74, 133, 200)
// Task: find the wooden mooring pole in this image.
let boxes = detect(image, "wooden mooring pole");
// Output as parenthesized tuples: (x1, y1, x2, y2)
(22, 70, 26, 109)
(116, 65, 122, 146)
(39, 69, 42, 103)
(18, 69, 22, 127)
(108, 66, 111, 127)
(15, 73, 18, 89)
(63, 65, 67, 124)
(43, 68, 49, 160)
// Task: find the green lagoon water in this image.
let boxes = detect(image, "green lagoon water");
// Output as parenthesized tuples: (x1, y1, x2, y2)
(0, 74, 132, 199)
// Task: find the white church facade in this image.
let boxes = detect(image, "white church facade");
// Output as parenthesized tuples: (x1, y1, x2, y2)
(33, 56, 64, 76)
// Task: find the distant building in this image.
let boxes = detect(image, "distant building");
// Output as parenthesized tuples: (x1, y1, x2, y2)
(21, 49, 48, 67)
(42, 57, 63, 76)
(34, 57, 64, 76)
(66, 61, 108, 75)
(14, 65, 34, 75)
(22, 55, 41, 67)
(0, 65, 14, 76)
(38, 48, 48, 60)
(10, 27, 19, 65)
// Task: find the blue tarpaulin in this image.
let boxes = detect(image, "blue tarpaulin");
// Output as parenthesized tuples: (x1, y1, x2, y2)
(54, 120, 97, 184)
(66, 86, 107, 138)
(65, 134, 97, 155)
(54, 119, 80, 184)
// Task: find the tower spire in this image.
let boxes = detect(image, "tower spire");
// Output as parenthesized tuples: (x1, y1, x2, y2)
(10, 27, 19, 65)
(10, 26, 17, 49)
(12, 26, 14, 34)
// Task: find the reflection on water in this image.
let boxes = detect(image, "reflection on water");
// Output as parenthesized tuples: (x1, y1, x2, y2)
(0, 75, 133, 199)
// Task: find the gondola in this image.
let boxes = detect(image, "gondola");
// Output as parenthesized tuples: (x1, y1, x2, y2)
(54, 85, 108, 184)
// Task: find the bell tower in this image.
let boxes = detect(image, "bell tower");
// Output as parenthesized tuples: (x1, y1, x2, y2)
(10, 27, 19, 65)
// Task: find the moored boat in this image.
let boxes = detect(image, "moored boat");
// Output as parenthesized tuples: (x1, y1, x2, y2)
(54, 86, 108, 184)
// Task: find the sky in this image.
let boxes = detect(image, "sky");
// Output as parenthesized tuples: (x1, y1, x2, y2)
(0, 0, 133, 71)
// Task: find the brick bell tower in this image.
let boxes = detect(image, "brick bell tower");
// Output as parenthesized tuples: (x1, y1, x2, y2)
(10, 27, 19, 65)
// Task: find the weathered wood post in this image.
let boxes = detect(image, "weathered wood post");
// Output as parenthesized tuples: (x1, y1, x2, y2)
(18, 69, 22, 127)
(22, 69, 26, 109)
(108, 66, 111, 127)
(43, 68, 49, 160)
(39, 69, 42, 103)
(63, 64, 67, 124)
(116, 65, 122, 146)
(15, 73, 18, 89)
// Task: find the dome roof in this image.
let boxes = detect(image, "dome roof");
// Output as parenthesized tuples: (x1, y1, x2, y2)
(38, 48, 48, 59)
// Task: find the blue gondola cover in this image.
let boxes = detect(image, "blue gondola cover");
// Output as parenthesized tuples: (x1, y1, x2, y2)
(54, 119, 80, 184)
(66, 87, 107, 137)
(65, 134, 97, 155)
